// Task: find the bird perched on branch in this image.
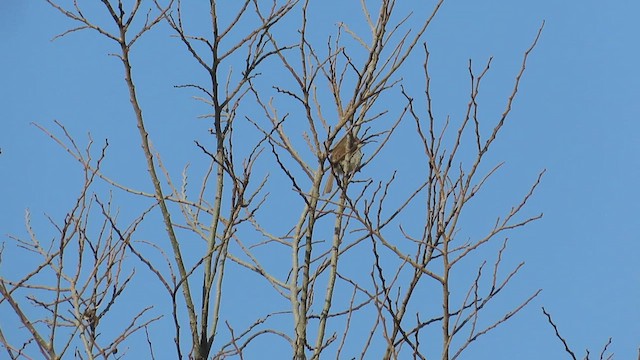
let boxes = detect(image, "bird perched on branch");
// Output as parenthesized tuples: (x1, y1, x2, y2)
(324, 132, 363, 194)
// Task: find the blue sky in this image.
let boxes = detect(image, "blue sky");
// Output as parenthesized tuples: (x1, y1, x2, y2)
(1, 0, 639, 359)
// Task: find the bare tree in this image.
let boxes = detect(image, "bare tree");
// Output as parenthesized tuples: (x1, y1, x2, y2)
(0, 132, 157, 359)
(1, 1, 548, 359)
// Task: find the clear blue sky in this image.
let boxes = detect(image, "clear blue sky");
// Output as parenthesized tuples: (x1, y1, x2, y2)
(1, 1, 639, 358)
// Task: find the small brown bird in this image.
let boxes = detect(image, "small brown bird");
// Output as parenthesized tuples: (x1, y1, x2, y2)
(324, 132, 363, 194)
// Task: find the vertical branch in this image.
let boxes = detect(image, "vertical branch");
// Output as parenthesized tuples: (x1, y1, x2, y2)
(441, 207, 452, 359)
(197, 2, 224, 355)
(163, 1, 299, 357)
(116, 17, 201, 359)
(311, 194, 345, 359)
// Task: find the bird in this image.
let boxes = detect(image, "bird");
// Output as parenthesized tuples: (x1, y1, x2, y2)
(324, 132, 363, 194)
